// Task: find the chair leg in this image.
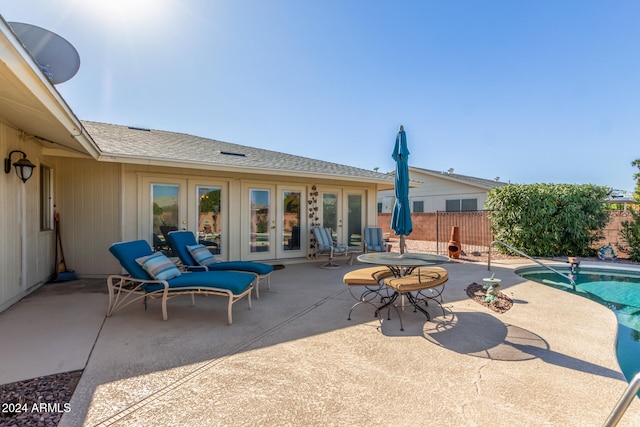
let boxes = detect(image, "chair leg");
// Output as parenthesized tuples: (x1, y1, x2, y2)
(227, 295, 233, 325)
(161, 289, 169, 321)
(320, 256, 341, 269)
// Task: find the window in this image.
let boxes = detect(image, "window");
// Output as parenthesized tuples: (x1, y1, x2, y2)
(377, 202, 382, 213)
(40, 165, 53, 231)
(461, 198, 477, 211)
(446, 198, 478, 212)
(413, 200, 424, 213)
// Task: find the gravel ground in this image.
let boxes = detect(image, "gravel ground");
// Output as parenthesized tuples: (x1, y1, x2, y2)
(391, 238, 639, 265)
(389, 238, 522, 263)
(0, 371, 81, 427)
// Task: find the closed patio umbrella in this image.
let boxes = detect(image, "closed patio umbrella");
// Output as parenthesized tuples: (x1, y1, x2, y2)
(390, 125, 412, 254)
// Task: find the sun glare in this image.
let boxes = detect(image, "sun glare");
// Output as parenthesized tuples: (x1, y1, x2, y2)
(78, 0, 173, 32)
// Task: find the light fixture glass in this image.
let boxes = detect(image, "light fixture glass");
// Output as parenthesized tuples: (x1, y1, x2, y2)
(4, 150, 36, 183)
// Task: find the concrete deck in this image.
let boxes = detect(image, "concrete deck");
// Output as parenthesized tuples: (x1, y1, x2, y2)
(2, 259, 639, 426)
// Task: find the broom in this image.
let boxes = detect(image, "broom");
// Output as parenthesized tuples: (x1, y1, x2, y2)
(53, 211, 78, 282)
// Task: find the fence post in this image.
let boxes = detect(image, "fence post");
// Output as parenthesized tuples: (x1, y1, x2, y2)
(436, 210, 440, 254)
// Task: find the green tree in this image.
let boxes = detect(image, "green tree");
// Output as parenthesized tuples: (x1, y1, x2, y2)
(486, 183, 611, 257)
(618, 159, 640, 261)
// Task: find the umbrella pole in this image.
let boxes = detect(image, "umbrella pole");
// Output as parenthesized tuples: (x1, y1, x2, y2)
(400, 235, 405, 254)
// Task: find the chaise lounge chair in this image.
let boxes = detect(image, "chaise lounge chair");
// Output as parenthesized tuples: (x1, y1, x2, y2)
(107, 240, 254, 324)
(167, 231, 274, 298)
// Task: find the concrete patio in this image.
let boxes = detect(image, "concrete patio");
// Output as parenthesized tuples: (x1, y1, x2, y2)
(2, 258, 639, 426)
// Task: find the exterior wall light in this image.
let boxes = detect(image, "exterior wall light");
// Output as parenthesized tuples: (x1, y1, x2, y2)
(4, 150, 36, 183)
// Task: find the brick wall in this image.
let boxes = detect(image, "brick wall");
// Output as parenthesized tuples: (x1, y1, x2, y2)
(378, 209, 636, 257)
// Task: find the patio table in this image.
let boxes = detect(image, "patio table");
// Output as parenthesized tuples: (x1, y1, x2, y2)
(356, 252, 450, 277)
(356, 252, 450, 329)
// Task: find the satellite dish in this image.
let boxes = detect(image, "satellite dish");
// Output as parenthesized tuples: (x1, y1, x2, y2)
(8, 22, 80, 85)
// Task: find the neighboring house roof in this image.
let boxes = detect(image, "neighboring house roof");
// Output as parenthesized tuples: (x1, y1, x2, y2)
(84, 121, 394, 185)
(409, 166, 507, 190)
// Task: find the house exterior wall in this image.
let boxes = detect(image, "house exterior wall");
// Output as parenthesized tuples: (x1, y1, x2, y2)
(52, 157, 122, 278)
(379, 171, 491, 213)
(51, 159, 380, 278)
(0, 122, 56, 311)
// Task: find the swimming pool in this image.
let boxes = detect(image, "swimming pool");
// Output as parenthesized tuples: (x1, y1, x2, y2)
(515, 263, 640, 383)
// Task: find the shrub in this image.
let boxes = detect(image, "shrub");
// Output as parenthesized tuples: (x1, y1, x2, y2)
(486, 183, 611, 257)
(617, 159, 640, 261)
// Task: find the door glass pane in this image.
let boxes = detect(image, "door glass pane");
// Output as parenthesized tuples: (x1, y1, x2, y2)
(197, 186, 222, 255)
(347, 194, 362, 246)
(283, 191, 301, 251)
(250, 189, 270, 253)
(322, 193, 338, 237)
(152, 184, 179, 253)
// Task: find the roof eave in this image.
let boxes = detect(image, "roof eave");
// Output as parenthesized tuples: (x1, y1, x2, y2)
(0, 17, 100, 158)
(97, 153, 394, 185)
(409, 166, 503, 190)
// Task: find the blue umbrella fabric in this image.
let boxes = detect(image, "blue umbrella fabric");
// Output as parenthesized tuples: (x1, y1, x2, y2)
(390, 125, 412, 253)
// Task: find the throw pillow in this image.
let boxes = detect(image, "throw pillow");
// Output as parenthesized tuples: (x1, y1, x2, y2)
(136, 252, 181, 281)
(187, 244, 216, 266)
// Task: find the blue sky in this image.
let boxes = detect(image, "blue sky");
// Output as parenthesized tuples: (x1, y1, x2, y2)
(2, 1, 639, 194)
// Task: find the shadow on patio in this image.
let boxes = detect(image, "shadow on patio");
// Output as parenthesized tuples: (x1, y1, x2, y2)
(2, 259, 639, 426)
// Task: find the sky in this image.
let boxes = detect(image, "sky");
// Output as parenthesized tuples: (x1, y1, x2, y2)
(1, 0, 639, 194)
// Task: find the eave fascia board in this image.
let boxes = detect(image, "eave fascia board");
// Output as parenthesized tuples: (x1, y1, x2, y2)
(96, 153, 394, 185)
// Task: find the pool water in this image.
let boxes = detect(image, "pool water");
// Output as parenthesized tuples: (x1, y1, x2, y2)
(516, 264, 640, 383)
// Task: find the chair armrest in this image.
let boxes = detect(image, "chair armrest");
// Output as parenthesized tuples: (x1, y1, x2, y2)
(106, 274, 170, 317)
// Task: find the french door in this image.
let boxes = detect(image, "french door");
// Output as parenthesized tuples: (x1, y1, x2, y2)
(141, 177, 188, 253)
(141, 177, 229, 259)
(318, 188, 364, 248)
(243, 183, 306, 260)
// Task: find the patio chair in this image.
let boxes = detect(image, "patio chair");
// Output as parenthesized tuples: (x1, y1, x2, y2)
(167, 231, 274, 299)
(311, 227, 349, 269)
(107, 240, 254, 324)
(342, 266, 396, 321)
(363, 227, 388, 253)
(382, 267, 448, 327)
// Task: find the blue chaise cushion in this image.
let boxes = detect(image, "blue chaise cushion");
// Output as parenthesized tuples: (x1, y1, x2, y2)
(167, 231, 200, 266)
(143, 271, 254, 295)
(168, 230, 274, 275)
(205, 261, 274, 275)
(109, 240, 155, 280)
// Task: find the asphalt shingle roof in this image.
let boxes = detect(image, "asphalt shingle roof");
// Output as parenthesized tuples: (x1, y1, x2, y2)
(410, 166, 507, 189)
(82, 121, 393, 183)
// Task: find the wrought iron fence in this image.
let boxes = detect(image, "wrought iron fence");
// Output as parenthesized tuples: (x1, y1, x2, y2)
(435, 210, 494, 255)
